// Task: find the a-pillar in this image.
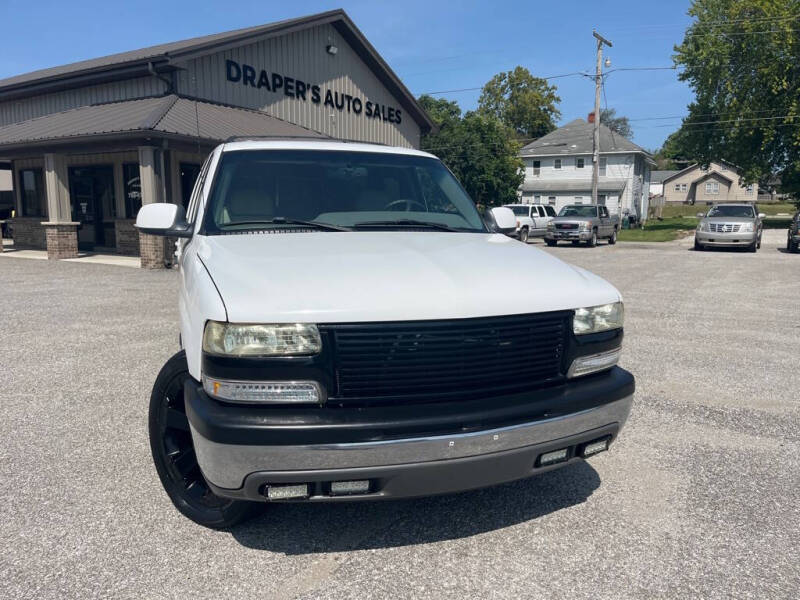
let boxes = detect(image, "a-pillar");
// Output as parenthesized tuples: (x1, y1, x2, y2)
(41, 153, 79, 259)
(138, 146, 167, 269)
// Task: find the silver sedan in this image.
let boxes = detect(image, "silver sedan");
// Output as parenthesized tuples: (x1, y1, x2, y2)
(695, 203, 764, 252)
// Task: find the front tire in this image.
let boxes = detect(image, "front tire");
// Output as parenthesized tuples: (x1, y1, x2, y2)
(748, 240, 757, 253)
(149, 351, 261, 529)
(586, 230, 597, 248)
(790, 238, 799, 253)
(608, 229, 617, 245)
(519, 227, 529, 243)
(545, 239, 557, 247)
(694, 237, 703, 251)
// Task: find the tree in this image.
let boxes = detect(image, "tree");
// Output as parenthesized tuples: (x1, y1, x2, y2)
(652, 127, 695, 170)
(673, 0, 800, 198)
(599, 108, 633, 139)
(419, 95, 524, 208)
(477, 66, 561, 140)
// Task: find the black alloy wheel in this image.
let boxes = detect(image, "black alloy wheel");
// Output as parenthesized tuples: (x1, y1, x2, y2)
(149, 351, 260, 528)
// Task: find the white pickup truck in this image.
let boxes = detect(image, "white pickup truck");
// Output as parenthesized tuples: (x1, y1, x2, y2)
(136, 139, 634, 528)
(504, 203, 557, 242)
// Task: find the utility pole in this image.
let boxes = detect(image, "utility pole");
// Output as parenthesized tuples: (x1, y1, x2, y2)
(592, 30, 612, 206)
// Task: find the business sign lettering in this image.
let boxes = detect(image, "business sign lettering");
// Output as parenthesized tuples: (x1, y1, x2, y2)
(225, 60, 402, 124)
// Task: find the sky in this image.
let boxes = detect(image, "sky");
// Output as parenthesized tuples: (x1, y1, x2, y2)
(0, 0, 696, 150)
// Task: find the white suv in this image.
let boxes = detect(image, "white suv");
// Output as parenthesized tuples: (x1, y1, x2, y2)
(136, 140, 634, 528)
(505, 203, 557, 242)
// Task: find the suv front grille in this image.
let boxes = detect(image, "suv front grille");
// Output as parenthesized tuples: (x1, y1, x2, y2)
(323, 312, 569, 404)
(709, 223, 741, 233)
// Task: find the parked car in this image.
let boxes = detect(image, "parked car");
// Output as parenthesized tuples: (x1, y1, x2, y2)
(545, 204, 620, 247)
(695, 203, 764, 252)
(136, 140, 634, 528)
(788, 211, 800, 253)
(504, 203, 557, 242)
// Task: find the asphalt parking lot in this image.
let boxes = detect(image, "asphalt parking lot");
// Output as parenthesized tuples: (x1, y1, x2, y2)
(1, 229, 798, 599)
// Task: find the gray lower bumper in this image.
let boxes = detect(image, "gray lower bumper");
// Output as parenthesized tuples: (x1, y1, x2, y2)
(696, 231, 757, 246)
(191, 395, 633, 493)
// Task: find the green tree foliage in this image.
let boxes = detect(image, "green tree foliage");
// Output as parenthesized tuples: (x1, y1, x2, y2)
(652, 127, 695, 169)
(673, 0, 800, 198)
(418, 94, 524, 208)
(599, 108, 633, 139)
(477, 66, 561, 140)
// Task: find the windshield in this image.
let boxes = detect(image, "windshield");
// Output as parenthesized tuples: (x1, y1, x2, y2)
(202, 150, 486, 234)
(508, 206, 529, 216)
(706, 205, 755, 218)
(558, 205, 597, 217)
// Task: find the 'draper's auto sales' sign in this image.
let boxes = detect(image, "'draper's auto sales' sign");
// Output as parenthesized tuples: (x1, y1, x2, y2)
(225, 59, 403, 124)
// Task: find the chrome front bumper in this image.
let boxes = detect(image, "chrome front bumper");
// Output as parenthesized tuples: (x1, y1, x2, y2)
(696, 230, 757, 246)
(190, 395, 633, 491)
(545, 230, 591, 241)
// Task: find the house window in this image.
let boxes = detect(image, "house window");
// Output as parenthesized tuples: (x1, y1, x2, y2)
(574, 196, 583, 204)
(746, 184, 753, 195)
(599, 157, 607, 176)
(674, 184, 681, 192)
(576, 158, 585, 169)
(680, 183, 687, 192)
(123, 163, 142, 218)
(554, 159, 561, 170)
(548, 196, 556, 205)
(705, 181, 720, 194)
(19, 168, 46, 217)
(534, 195, 541, 204)
(598, 194, 607, 205)
(533, 160, 540, 176)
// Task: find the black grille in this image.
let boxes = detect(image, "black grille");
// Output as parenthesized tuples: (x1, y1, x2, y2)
(325, 312, 569, 403)
(555, 223, 579, 230)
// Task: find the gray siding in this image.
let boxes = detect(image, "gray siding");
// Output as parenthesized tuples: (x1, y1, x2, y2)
(0, 77, 166, 127)
(175, 23, 420, 148)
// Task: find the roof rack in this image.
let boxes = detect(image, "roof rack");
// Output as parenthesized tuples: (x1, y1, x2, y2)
(224, 135, 390, 146)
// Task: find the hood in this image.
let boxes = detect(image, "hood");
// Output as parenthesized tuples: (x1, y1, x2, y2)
(195, 232, 621, 323)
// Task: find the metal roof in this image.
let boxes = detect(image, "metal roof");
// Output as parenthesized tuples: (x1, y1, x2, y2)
(520, 119, 651, 158)
(0, 10, 434, 133)
(0, 95, 328, 150)
(521, 178, 627, 194)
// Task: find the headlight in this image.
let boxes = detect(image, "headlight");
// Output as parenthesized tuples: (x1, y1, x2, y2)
(547, 222, 555, 229)
(579, 221, 591, 231)
(698, 221, 709, 232)
(202, 321, 322, 356)
(573, 302, 624, 335)
(740, 222, 754, 232)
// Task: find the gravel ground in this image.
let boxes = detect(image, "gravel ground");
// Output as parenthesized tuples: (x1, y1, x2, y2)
(1, 229, 798, 599)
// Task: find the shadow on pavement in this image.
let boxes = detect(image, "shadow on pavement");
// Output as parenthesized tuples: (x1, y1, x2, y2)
(229, 460, 600, 554)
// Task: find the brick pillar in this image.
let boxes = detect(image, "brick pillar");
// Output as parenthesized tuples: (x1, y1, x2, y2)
(42, 222, 79, 259)
(139, 232, 165, 269)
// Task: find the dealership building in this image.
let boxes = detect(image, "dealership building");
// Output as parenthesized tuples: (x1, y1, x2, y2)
(0, 9, 433, 267)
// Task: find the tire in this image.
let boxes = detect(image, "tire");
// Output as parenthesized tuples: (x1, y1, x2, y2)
(149, 351, 261, 529)
(757, 236, 761, 250)
(790, 238, 798, 253)
(586, 230, 597, 248)
(608, 229, 617, 245)
(545, 239, 557, 247)
(747, 240, 757, 253)
(571, 240, 580, 246)
(694, 237, 703, 251)
(519, 227, 529, 243)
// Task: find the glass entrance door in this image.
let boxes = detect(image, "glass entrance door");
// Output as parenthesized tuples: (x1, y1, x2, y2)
(69, 166, 116, 250)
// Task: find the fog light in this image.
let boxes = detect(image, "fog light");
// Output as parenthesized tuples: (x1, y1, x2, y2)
(202, 376, 323, 404)
(567, 348, 621, 378)
(538, 448, 569, 466)
(582, 438, 609, 457)
(266, 484, 309, 500)
(330, 480, 370, 495)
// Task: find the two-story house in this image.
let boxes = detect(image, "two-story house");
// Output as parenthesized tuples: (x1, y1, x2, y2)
(661, 161, 757, 204)
(518, 117, 655, 221)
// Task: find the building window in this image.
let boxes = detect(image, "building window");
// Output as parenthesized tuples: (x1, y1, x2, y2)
(705, 181, 720, 194)
(548, 196, 556, 205)
(554, 159, 561, 170)
(746, 184, 753, 195)
(19, 168, 46, 217)
(680, 183, 687, 192)
(598, 194, 607, 205)
(576, 158, 585, 169)
(533, 160, 540, 176)
(123, 163, 142, 218)
(599, 157, 607, 176)
(674, 184, 680, 192)
(574, 196, 583, 204)
(534, 195, 541, 204)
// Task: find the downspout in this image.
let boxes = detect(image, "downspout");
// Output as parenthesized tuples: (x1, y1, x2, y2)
(148, 62, 174, 94)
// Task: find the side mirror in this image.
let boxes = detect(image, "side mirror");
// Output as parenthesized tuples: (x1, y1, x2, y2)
(488, 206, 517, 234)
(135, 203, 192, 238)
(696, 212, 705, 218)
(758, 213, 765, 219)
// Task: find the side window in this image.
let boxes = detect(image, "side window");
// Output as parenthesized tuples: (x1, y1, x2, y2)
(537, 206, 546, 217)
(186, 156, 213, 224)
(544, 205, 556, 217)
(600, 206, 609, 218)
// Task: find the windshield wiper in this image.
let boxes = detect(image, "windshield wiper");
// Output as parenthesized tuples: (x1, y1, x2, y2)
(352, 219, 464, 232)
(220, 218, 351, 232)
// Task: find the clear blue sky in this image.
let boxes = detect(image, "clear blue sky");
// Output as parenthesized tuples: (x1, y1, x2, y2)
(0, 0, 695, 150)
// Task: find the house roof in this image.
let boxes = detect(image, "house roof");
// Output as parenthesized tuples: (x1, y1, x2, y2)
(0, 95, 328, 152)
(521, 178, 627, 194)
(519, 118, 652, 159)
(661, 160, 740, 184)
(694, 171, 734, 184)
(650, 170, 679, 183)
(0, 10, 434, 133)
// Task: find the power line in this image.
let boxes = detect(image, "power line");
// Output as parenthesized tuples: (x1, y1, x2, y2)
(421, 71, 589, 95)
